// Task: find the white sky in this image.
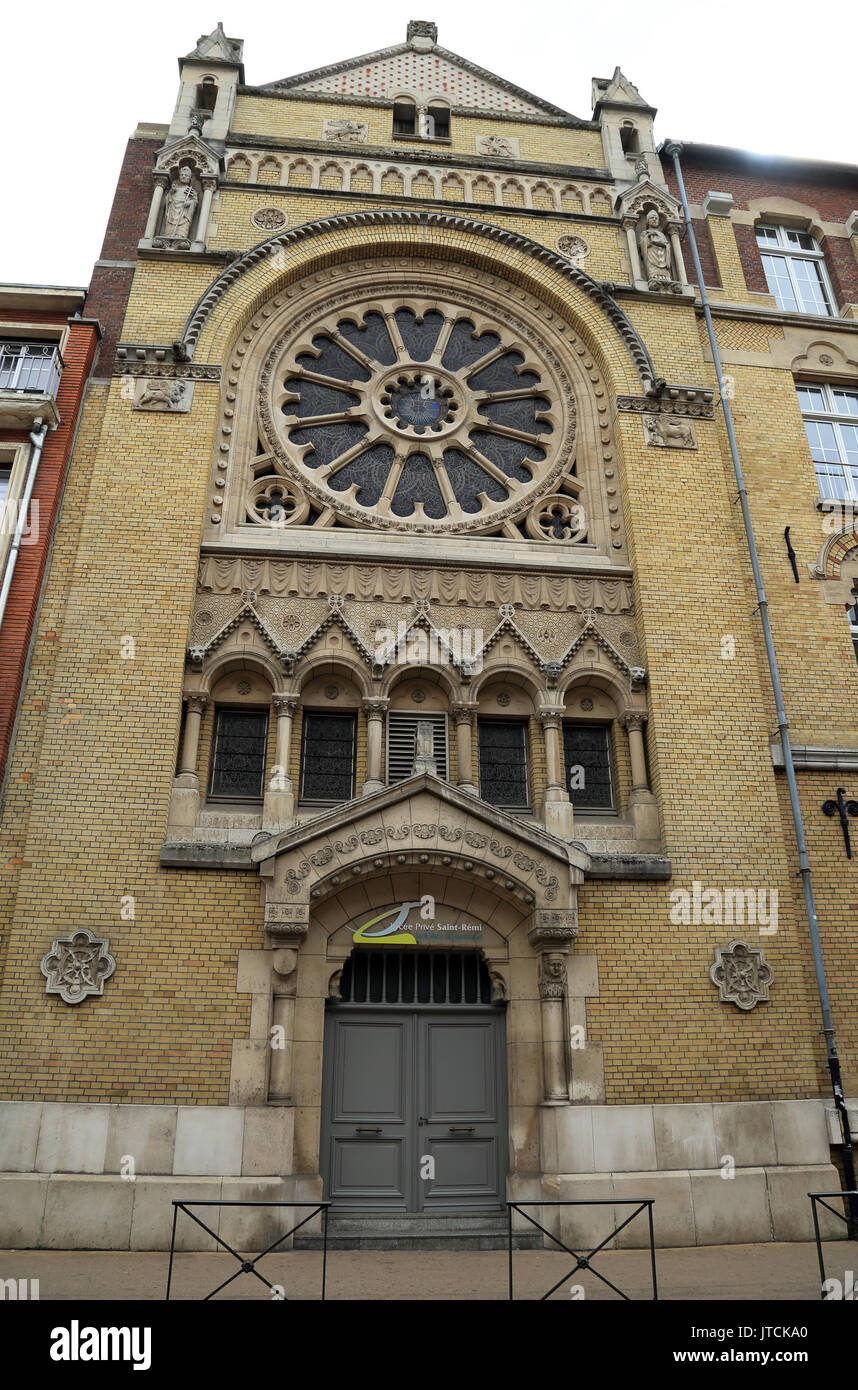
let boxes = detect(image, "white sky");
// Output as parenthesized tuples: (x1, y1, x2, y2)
(4, 0, 856, 287)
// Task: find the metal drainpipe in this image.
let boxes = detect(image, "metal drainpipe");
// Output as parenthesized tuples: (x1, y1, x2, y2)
(0, 419, 48, 631)
(660, 140, 857, 1232)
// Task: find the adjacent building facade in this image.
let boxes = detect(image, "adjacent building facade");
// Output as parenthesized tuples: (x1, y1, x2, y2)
(1, 21, 857, 1253)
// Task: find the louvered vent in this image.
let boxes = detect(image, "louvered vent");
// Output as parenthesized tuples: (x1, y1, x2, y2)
(387, 711, 448, 783)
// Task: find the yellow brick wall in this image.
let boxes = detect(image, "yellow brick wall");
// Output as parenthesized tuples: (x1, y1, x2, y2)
(231, 94, 604, 166)
(2, 92, 857, 1109)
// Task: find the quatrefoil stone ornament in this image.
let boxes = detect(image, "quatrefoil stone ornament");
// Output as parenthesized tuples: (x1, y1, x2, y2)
(709, 940, 772, 1011)
(40, 928, 116, 1004)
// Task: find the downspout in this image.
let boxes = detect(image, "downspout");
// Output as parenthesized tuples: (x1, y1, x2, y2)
(0, 418, 48, 629)
(661, 140, 857, 1233)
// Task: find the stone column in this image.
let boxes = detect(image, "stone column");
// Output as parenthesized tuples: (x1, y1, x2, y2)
(528, 909, 578, 1104)
(143, 174, 169, 242)
(192, 176, 217, 251)
(451, 704, 476, 792)
(358, 700, 386, 800)
(263, 695, 297, 829)
(269, 947, 298, 1102)
(538, 954, 569, 1101)
(623, 215, 643, 283)
(667, 221, 688, 285)
(362, 698, 388, 795)
(621, 711, 659, 842)
(168, 691, 208, 828)
(537, 705, 574, 838)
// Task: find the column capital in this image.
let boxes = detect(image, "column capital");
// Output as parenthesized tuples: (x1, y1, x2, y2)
(527, 907, 578, 949)
(183, 690, 209, 714)
(451, 702, 477, 726)
(362, 697, 389, 721)
(535, 705, 564, 728)
(272, 694, 298, 717)
(620, 710, 646, 732)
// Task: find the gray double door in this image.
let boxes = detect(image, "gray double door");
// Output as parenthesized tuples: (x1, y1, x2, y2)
(322, 1006, 507, 1212)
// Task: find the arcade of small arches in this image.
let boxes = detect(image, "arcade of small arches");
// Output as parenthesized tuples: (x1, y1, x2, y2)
(167, 594, 657, 850)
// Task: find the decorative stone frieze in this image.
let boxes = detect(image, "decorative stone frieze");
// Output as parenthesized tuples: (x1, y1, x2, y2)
(40, 929, 116, 1005)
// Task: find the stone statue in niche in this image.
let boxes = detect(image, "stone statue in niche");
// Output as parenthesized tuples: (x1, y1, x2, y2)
(639, 209, 673, 284)
(163, 166, 198, 242)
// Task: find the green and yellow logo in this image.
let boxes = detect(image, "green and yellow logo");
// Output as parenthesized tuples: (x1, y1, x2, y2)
(352, 901, 421, 945)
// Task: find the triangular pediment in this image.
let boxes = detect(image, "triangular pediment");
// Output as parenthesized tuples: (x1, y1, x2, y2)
(251, 770, 589, 877)
(265, 35, 576, 119)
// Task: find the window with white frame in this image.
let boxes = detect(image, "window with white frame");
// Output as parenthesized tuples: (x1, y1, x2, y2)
(755, 225, 835, 316)
(847, 599, 858, 664)
(797, 383, 858, 499)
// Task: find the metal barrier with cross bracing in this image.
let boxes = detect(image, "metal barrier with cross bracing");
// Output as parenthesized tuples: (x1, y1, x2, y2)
(507, 1199, 658, 1300)
(165, 1200, 329, 1301)
(810, 1190, 858, 1300)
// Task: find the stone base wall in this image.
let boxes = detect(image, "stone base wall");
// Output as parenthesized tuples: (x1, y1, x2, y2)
(0, 1098, 851, 1250)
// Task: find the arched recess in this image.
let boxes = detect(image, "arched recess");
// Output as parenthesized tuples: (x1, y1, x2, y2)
(181, 209, 659, 397)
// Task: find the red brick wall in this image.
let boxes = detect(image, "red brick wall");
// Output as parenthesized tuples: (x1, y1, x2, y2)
(680, 217, 722, 288)
(666, 154, 858, 305)
(0, 321, 99, 781)
(86, 138, 160, 371)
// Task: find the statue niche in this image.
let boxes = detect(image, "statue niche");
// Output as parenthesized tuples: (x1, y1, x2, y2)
(159, 165, 199, 247)
(633, 204, 683, 294)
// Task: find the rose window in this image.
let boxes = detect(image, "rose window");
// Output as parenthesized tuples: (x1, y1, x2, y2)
(256, 293, 578, 534)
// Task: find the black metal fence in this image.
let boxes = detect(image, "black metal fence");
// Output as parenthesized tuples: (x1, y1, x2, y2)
(165, 1200, 330, 1301)
(810, 1190, 858, 1300)
(507, 1198, 657, 1300)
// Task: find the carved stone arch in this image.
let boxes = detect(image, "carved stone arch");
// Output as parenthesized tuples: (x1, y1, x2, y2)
(227, 152, 251, 182)
(181, 209, 659, 394)
(319, 161, 344, 190)
(381, 660, 461, 703)
(196, 646, 282, 695)
(557, 663, 639, 716)
(790, 338, 858, 379)
(748, 197, 826, 241)
(292, 649, 373, 698)
(257, 155, 283, 185)
(501, 178, 526, 207)
(287, 159, 313, 188)
(470, 658, 542, 705)
(808, 528, 858, 601)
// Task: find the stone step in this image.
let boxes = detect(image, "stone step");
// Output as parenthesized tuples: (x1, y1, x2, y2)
(294, 1210, 542, 1251)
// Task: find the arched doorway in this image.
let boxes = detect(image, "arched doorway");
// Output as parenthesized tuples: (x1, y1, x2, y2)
(320, 947, 507, 1214)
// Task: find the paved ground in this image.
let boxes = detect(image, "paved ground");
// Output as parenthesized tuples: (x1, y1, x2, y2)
(0, 1241, 851, 1299)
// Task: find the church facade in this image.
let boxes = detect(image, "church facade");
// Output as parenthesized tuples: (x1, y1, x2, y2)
(1, 20, 857, 1253)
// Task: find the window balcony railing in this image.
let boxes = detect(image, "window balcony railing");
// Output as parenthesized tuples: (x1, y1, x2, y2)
(0, 341, 63, 400)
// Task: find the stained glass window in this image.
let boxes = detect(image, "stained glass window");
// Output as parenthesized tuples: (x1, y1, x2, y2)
(563, 723, 614, 810)
(209, 708, 268, 800)
(300, 711, 356, 802)
(477, 719, 529, 808)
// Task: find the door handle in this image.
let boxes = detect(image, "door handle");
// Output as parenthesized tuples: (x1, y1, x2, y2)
(448, 1126, 475, 1133)
(418, 1116, 428, 1126)
(355, 1127, 382, 1134)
